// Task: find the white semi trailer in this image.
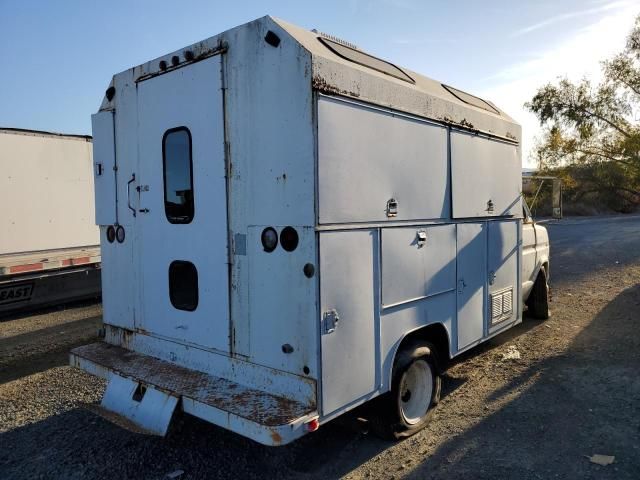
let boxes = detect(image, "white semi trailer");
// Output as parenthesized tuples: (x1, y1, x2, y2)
(0, 128, 101, 315)
(71, 16, 550, 445)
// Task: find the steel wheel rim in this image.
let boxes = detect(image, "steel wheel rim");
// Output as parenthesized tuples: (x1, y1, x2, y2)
(399, 359, 433, 425)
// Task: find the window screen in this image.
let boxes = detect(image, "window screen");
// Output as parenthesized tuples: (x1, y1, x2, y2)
(163, 127, 194, 224)
(318, 37, 414, 84)
(442, 85, 500, 115)
(169, 260, 198, 311)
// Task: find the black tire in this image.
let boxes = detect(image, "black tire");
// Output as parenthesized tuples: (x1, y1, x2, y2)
(527, 267, 550, 319)
(370, 341, 441, 440)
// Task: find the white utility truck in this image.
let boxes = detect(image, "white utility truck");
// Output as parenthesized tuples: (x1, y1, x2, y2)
(0, 128, 101, 315)
(71, 16, 550, 445)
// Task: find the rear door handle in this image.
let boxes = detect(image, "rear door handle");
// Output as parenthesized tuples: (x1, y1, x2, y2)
(127, 173, 136, 217)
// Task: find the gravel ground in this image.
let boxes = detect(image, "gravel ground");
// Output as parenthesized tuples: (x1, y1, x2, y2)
(1, 215, 639, 479)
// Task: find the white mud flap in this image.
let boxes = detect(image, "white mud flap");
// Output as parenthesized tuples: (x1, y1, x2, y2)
(101, 373, 179, 436)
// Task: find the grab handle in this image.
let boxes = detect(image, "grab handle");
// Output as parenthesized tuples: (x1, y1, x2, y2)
(127, 173, 137, 217)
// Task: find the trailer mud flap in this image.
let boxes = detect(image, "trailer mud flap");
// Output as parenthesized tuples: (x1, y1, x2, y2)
(101, 373, 178, 436)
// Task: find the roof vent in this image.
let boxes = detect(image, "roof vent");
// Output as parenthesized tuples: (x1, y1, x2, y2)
(311, 29, 359, 50)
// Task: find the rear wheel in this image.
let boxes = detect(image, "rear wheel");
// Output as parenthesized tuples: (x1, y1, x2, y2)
(527, 267, 550, 319)
(371, 341, 441, 439)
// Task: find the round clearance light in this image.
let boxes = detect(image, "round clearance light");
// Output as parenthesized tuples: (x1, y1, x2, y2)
(106, 225, 116, 243)
(280, 226, 299, 252)
(116, 225, 126, 243)
(261, 227, 278, 252)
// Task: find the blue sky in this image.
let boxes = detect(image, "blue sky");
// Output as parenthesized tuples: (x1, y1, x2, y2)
(1, 0, 638, 165)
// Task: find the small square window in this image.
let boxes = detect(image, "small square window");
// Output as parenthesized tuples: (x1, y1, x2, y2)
(169, 260, 198, 311)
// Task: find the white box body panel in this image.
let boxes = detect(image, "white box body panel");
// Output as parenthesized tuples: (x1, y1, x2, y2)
(455, 223, 487, 350)
(320, 230, 378, 415)
(0, 130, 99, 255)
(318, 97, 449, 224)
(451, 132, 521, 218)
(487, 220, 519, 330)
(381, 224, 456, 308)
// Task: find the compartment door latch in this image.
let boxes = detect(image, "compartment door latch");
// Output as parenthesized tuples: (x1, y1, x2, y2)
(323, 309, 340, 334)
(386, 198, 398, 218)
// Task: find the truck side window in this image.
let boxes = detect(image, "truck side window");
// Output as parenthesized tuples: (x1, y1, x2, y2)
(169, 260, 198, 311)
(162, 127, 194, 224)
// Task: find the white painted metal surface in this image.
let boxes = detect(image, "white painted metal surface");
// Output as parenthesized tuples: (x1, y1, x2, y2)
(0, 129, 99, 255)
(522, 220, 537, 299)
(320, 230, 377, 415)
(97, 67, 139, 331)
(223, 21, 317, 374)
(381, 224, 456, 308)
(91, 112, 116, 226)
(456, 223, 486, 350)
(246, 226, 318, 376)
(136, 56, 229, 351)
(487, 220, 519, 328)
(451, 132, 521, 218)
(318, 97, 449, 224)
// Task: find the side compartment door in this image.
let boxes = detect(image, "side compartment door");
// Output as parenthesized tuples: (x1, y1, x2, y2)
(521, 210, 538, 299)
(487, 220, 520, 331)
(91, 111, 116, 226)
(450, 132, 521, 218)
(456, 223, 486, 350)
(320, 230, 377, 415)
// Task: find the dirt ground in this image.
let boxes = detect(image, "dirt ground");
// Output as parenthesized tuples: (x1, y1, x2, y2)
(1, 214, 639, 479)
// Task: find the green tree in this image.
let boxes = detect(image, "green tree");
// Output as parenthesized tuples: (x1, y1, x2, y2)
(526, 15, 640, 212)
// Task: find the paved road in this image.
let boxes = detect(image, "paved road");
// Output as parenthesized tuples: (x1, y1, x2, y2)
(543, 214, 640, 283)
(1, 215, 639, 479)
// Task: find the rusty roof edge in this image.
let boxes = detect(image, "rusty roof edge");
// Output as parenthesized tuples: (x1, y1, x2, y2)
(272, 16, 521, 141)
(311, 55, 521, 143)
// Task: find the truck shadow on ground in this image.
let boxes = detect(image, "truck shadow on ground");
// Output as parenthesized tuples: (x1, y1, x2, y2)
(0, 315, 100, 384)
(399, 283, 640, 480)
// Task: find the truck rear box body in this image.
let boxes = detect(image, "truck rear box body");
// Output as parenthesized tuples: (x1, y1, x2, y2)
(75, 16, 523, 445)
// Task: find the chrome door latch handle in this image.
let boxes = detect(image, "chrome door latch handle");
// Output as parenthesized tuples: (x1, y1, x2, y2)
(416, 230, 427, 248)
(458, 279, 466, 294)
(489, 270, 496, 285)
(386, 198, 398, 217)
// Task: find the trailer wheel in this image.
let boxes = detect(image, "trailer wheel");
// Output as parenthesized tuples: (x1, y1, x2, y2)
(527, 267, 550, 320)
(371, 341, 441, 440)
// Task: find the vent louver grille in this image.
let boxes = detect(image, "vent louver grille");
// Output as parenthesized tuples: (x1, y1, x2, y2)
(490, 287, 514, 325)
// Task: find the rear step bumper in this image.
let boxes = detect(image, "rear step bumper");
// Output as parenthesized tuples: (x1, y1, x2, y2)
(70, 342, 318, 446)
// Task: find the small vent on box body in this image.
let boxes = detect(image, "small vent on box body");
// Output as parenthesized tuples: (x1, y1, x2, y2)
(490, 286, 514, 325)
